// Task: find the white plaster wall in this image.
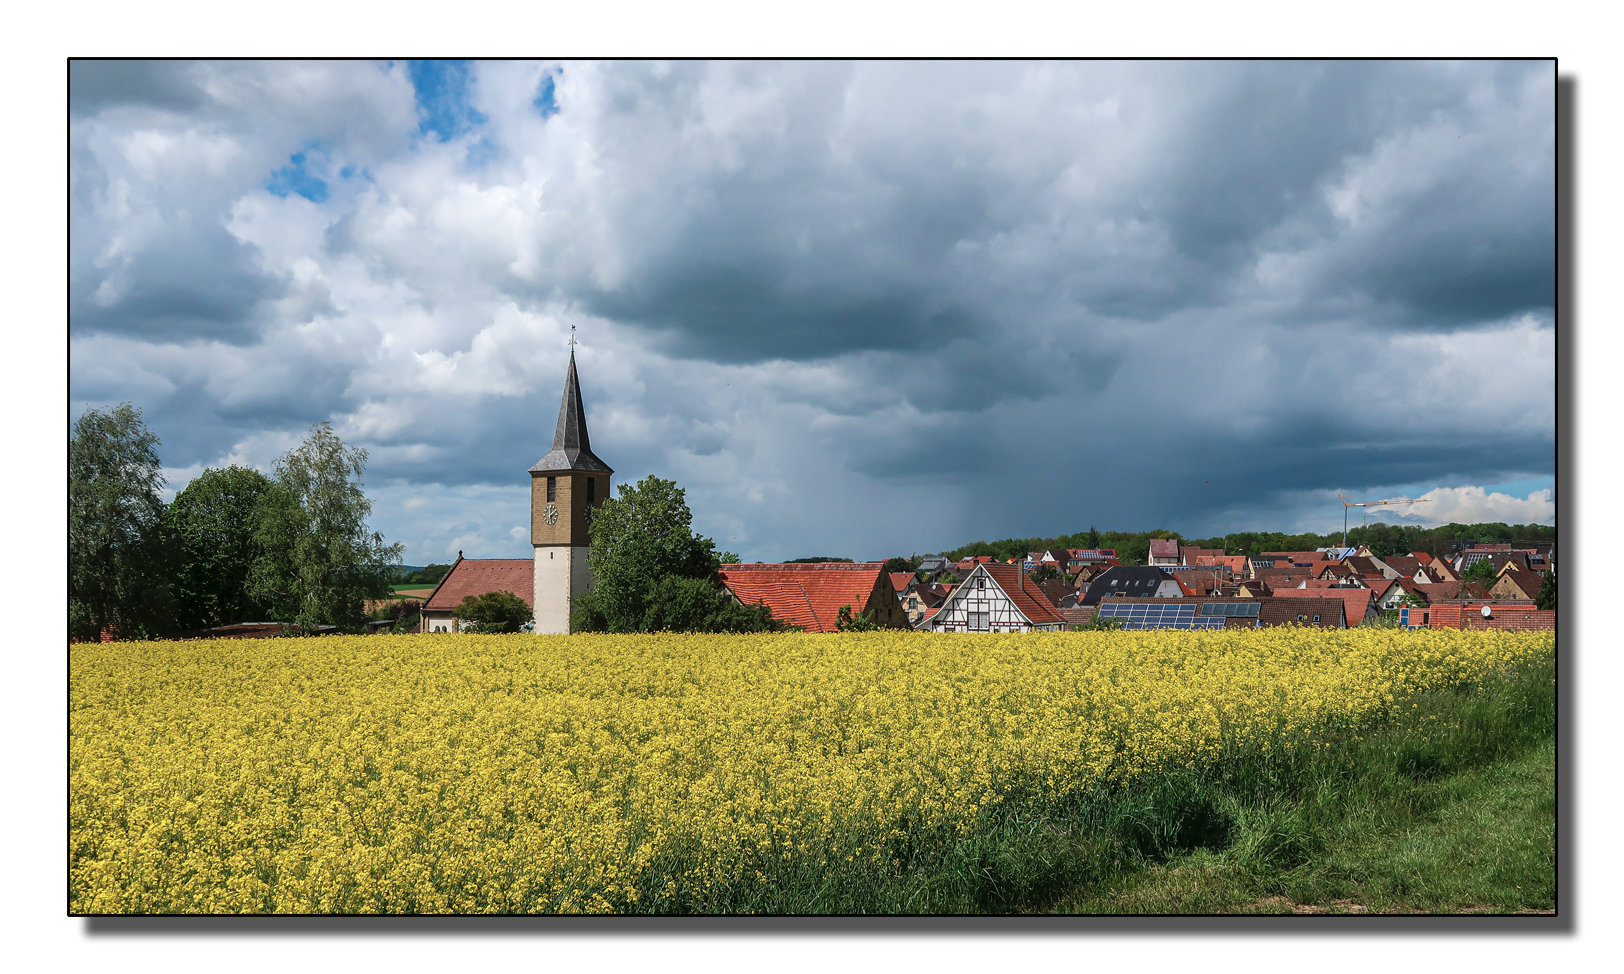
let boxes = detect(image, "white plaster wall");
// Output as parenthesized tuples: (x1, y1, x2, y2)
(533, 545, 597, 634)
(533, 546, 573, 634)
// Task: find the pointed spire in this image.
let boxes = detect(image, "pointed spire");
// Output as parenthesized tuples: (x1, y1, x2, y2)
(530, 349, 613, 473)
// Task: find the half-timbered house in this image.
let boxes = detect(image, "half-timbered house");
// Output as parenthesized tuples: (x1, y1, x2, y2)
(919, 563, 1068, 632)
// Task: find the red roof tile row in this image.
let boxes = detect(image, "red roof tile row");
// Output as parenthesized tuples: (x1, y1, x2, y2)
(424, 559, 534, 612)
(718, 562, 891, 633)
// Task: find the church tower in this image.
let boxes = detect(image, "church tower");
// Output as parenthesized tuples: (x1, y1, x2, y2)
(530, 350, 613, 633)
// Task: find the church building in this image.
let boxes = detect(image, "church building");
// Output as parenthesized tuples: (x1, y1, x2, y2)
(529, 350, 614, 633)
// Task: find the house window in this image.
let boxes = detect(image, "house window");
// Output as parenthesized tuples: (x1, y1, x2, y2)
(908, 597, 918, 609)
(587, 477, 596, 505)
(1313, 614, 1321, 622)
(547, 476, 556, 502)
(975, 577, 985, 589)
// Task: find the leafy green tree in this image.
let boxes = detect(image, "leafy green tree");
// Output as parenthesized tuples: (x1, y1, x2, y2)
(165, 465, 275, 628)
(1030, 565, 1060, 583)
(570, 475, 743, 632)
(1535, 570, 1555, 611)
(248, 422, 402, 629)
(880, 556, 912, 575)
(406, 563, 452, 585)
(69, 404, 175, 640)
(719, 551, 741, 564)
(1461, 557, 1499, 590)
(640, 575, 785, 633)
(834, 604, 879, 631)
(451, 590, 533, 633)
(1086, 525, 1101, 549)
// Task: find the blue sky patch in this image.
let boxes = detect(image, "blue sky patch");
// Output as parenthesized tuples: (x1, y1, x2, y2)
(410, 60, 488, 142)
(265, 149, 328, 203)
(534, 72, 559, 118)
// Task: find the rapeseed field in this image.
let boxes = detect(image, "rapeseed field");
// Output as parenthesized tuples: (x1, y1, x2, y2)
(70, 628, 1551, 914)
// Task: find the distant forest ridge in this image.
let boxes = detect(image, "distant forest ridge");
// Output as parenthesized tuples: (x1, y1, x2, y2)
(934, 521, 1558, 566)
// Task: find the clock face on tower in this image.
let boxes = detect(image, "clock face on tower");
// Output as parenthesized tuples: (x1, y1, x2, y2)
(542, 502, 559, 525)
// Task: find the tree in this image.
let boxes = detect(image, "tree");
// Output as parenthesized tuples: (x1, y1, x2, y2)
(166, 465, 275, 629)
(248, 422, 402, 629)
(69, 404, 174, 640)
(451, 590, 533, 633)
(719, 551, 742, 564)
(880, 556, 912, 575)
(1030, 565, 1060, 583)
(640, 575, 785, 633)
(1535, 570, 1555, 611)
(1461, 557, 1499, 590)
(834, 604, 879, 631)
(405, 563, 452, 585)
(570, 475, 731, 632)
(1086, 525, 1101, 549)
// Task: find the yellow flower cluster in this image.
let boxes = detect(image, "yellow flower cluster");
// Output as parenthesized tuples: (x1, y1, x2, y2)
(70, 628, 1550, 913)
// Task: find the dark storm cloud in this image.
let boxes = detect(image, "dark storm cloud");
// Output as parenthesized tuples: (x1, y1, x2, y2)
(69, 60, 207, 113)
(553, 59, 1552, 374)
(67, 60, 1555, 560)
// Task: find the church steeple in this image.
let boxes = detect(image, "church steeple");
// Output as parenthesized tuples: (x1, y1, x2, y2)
(530, 351, 613, 474)
(529, 347, 613, 634)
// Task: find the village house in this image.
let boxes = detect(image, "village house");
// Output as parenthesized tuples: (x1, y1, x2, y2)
(1490, 569, 1544, 601)
(417, 555, 535, 633)
(1079, 566, 1183, 605)
(1266, 586, 1376, 624)
(1063, 548, 1121, 572)
(718, 561, 910, 632)
(918, 563, 1068, 632)
(1147, 539, 1180, 566)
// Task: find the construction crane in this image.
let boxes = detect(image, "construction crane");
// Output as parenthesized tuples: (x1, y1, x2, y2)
(1338, 494, 1432, 548)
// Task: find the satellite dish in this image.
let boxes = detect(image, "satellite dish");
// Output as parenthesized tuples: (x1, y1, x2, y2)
(1481, 605, 1493, 619)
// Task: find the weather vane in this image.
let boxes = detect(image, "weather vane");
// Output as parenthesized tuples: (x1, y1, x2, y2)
(568, 323, 577, 349)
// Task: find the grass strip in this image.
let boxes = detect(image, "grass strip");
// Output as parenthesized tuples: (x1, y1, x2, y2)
(1032, 657, 1556, 915)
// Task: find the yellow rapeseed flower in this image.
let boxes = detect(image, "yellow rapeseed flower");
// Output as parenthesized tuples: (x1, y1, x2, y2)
(70, 628, 1549, 913)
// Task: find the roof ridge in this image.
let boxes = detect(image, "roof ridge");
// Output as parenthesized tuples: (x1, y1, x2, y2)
(798, 580, 823, 631)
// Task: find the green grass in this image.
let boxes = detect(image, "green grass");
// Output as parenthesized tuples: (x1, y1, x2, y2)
(1044, 740, 1554, 914)
(1029, 658, 1557, 915)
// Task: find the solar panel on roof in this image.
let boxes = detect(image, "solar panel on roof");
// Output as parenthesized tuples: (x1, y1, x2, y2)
(1199, 602, 1260, 617)
(1098, 603, 1212, 630)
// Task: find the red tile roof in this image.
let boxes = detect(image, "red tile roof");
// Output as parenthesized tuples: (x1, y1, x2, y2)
(1382, 555, 1423, 577)
(981, 564, 1068, 625)
(1495, 570, 1543, 600)
(1415, 581, 1492, 603)
(1265, 586, 1373, 622)
(889, 572, 915, 592)
(1148, 539, 1179, 559)
(424, 559, 534, 612)
(1261, 551, 1326, 563)
(1364, 577, 1397, 600)
(718, 562, 892, 633)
